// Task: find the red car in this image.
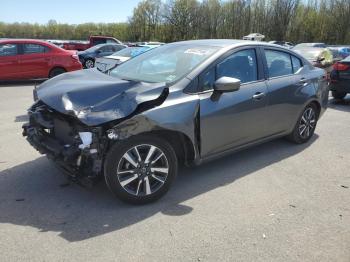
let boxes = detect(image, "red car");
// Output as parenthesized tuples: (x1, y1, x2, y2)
(0, 39, 82, 80)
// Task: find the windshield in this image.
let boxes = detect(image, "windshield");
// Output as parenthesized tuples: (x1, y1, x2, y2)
(111, 46, 151, 58)
(343, 56, 350, 62)
(110, 44, 219, 83)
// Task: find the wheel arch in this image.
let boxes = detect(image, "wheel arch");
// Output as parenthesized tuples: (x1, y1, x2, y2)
(142, 129, 196, 165)
(48, 66, 66, 78)
(309, 100, 321, 118)
(288, 98, 322, 134)
(109, 129, 196, 166)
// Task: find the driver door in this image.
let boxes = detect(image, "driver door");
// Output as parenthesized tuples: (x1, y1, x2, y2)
(199, 48, 270, 157)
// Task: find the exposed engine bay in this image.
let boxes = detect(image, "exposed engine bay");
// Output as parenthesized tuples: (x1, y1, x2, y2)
(23, 101, 108, 185)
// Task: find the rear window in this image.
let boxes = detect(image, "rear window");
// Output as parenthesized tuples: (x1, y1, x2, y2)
(343, 56, 350, 62)
(291, 55, 302, 73)
(0, 43, 18, 56)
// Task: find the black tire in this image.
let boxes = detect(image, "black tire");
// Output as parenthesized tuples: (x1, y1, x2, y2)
(84, 59, 95, 69)
(287, 103, 319, 144)
(104, 135, 178, 204)
(49, 68, 66, 78)
(332, 91, 347, 100)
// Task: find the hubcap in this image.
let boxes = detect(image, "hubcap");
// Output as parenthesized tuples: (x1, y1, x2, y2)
(117, 144, 169, 196)
(299, 107, 316, 139)
(85, 60, 94, 68)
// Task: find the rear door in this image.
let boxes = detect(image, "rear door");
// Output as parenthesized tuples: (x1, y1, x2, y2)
(0, 43, 20, 79)
(18, 43, 52, 78)
(262, 48, 308, 134)
(199, 47, 270, 157)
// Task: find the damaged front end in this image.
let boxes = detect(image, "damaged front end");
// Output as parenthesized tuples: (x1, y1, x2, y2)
(22, 101, 108, 186)
(22, 69, 199, 188)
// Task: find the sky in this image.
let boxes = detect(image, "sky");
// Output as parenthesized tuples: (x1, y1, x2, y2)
(1, 0, 142, 24)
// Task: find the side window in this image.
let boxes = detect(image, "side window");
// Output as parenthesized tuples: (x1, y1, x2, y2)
(216, 49, 258, 84)
(23, 44, 47, 54)
(0, 44, 18, 56)
(265, 50, 293, 78)
(291, 55, 302, 73)
(100, 46, 110, 52)
(111, 46, 118, 52)
(92, 39, 106, 45)
(105, 46, 112, 52)
(200, 67, 215, 91)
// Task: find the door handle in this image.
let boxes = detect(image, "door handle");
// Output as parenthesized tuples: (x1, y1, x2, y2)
(252, 92, 265, 100)
(299, 78, 308, 86)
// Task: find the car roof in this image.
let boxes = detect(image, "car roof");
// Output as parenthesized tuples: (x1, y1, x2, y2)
(0, 39, 53, 45)
(94, 43, 125, 48)
(168, 39, 278, 48)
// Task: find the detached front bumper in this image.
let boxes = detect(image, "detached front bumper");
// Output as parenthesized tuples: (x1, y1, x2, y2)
(22, 102, 105, 182)
(23, 123, 80, 173)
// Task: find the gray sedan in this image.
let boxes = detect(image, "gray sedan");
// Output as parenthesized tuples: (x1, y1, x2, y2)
(23, 40, 329, 204)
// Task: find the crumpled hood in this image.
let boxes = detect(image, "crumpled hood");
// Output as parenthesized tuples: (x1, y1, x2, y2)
(36, 69, 167, 126)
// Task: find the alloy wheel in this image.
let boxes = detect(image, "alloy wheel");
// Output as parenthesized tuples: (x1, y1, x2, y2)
(298, 107, 316, 139)
(117, 144, 169, 196)
(85, 60, 94, 68)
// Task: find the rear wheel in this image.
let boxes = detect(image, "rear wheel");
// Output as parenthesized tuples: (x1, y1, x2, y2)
(49, 68, 66, 78)
(104, 135, 178, 204)
(332, 91, 347, 100)
(287, 103, 318, 144)
(84, 59, 95, 68)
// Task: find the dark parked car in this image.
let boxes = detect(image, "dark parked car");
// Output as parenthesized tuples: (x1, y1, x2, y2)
(63, 35, 123, 51)
(23, 40, 328, 204)
(78, 44, 127, 69)
(0, 39, 82, 80)
(95, 45, 159, 73)
(329, 56, 350, 99)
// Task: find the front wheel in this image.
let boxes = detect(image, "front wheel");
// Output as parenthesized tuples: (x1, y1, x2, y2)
(104, 135, 178, 204)
(287, 103, 318, 144)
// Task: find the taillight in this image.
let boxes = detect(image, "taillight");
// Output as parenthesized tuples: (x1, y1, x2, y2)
(333, 62, 350, 71)
(72, 54, 79, 61)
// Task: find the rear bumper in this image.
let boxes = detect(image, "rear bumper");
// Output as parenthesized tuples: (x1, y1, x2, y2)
(329, 81, 350, 93)
(66, 61, 83, 72)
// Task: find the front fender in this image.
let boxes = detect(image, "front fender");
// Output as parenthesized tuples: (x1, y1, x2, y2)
(111, 90, 201, 162)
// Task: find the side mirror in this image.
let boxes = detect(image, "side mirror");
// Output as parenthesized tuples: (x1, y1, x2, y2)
(214, 77, 241, 92)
